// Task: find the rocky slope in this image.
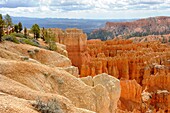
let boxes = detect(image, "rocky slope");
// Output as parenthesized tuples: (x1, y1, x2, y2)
(88, 16, 170, 40)
(0, 41, 121, 113)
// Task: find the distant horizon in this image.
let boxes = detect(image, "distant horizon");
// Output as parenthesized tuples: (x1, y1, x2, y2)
(8, 15, 170, 20)
(10, 16, 138, 33)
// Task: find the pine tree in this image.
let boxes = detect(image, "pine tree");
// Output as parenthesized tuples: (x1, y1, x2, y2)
(4, 14, 12, 27)
(24, 27, 27, 38)
(31, 24, 40, 39)
(14, 24, 18, 33)
(0, 14, 4, 42)
(18, 22, 23, 33)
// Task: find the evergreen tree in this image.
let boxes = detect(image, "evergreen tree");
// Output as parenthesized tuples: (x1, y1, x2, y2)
(14, 24, 18, 33)
(44, 28, 56, 43)
(0, 14, 3, 20)
(18, 22, 23, 33)
(24, 27, 27, 38)
(4, 14, 12, 27)
(43, 28, 57, 51)
(41, 27, 45, 41)
(0, 14, 4, 42)
(31, 24, 40, 39)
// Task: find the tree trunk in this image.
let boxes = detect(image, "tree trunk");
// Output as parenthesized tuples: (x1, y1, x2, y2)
(0, 26, 3, 42)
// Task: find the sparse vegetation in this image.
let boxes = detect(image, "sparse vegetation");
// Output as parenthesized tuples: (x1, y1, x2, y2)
(49, 41, 57, 51)
(43, 28, 56, 43)
(24, 27, 27, 38)
(161, 35, 167, 43)
(31, 24, 40, 39)
(12, 33, 25, 38)
(0, 14, 57, 51)
(32, 98, 63, 113)
(42, 28, 58, 51)
(88, 29, 113, 40)
(57, 78, 64, 85)
(4, 14, 12, 27)
(0, 14, 4, 42)
(14, 24, 19, 33)
(20, 38, 40, 47)
(2, 35, 20, 44)
(18, 22, 23, 33)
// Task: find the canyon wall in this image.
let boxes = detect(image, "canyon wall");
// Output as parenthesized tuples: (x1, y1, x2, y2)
(52, 28, 170, 112)
(52, 28, 90, 69)
(82, 39, 170, 112)
(88, 16, 170, 40)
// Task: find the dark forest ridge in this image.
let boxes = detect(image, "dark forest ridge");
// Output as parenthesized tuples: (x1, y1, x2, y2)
(12, 16, 136, 33)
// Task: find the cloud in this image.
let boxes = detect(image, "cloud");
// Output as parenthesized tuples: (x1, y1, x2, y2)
(1, 0, 170, 11)
(0, 0, 39, 8)
(0, 0, 170, 19)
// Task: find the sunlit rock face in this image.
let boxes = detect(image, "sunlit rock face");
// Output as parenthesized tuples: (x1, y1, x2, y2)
(89, 16, 170, 40)
(52, 28, 90, 70)
(52, 27, 170, 112)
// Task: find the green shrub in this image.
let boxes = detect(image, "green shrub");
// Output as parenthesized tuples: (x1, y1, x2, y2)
(11, 33, 25, 38)
(19, 38, 40, 47)
(2, 35, 20, 44)
(32, 98, 63, 113)
(48, 41, 57, 51)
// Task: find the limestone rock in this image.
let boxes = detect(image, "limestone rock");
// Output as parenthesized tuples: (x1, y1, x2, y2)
(93, 84, 110, 113)
(0, 59, 120, 113)
(0, 41, 72, 67)
(93, 73, 121, 113)
(55, 28, 90, 70)
(80, 76, 93, 86)
(0, 74, 95, 113)
(55, 42, 68, 57)
(120, 80, 142, 111)
(59, 66, 79, 77)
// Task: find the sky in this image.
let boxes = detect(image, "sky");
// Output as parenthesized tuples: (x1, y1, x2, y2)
(0, 0, 170, 19)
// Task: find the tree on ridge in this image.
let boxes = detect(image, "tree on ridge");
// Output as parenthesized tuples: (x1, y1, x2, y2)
(31, 24, 40, 39)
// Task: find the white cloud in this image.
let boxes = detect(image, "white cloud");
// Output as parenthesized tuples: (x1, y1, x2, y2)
(0, 0, 170, 19)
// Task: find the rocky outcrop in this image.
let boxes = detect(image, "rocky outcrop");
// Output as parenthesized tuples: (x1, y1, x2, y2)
(81, 40, 170, 80)
(78, 39, 170, 112)
(52, 28, 91, 70)
(0, 41, 121, 113)
(120, 80, 142, 111)
(80, 73, 121, 113)
(58, 66, 79, 77)
(93, 73, 121, 113)
(0, 60, 121, 113)
(0, 41, 72, 67)
(51, 26, 170, 112)
(0, 74, 95, 113)
(89, 16, 170, 40)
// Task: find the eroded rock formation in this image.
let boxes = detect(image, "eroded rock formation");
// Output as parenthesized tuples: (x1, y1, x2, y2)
(77, 38, 170, 112)
(81, 73, 121, 113)
(89, 16, 170, 40)
(0, 41, 121, 113)
(52, 28, 170, 112)
(52, 28, 91, 69)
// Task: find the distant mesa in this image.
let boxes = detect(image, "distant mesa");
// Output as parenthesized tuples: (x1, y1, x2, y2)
(88, 16, 170, 40)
